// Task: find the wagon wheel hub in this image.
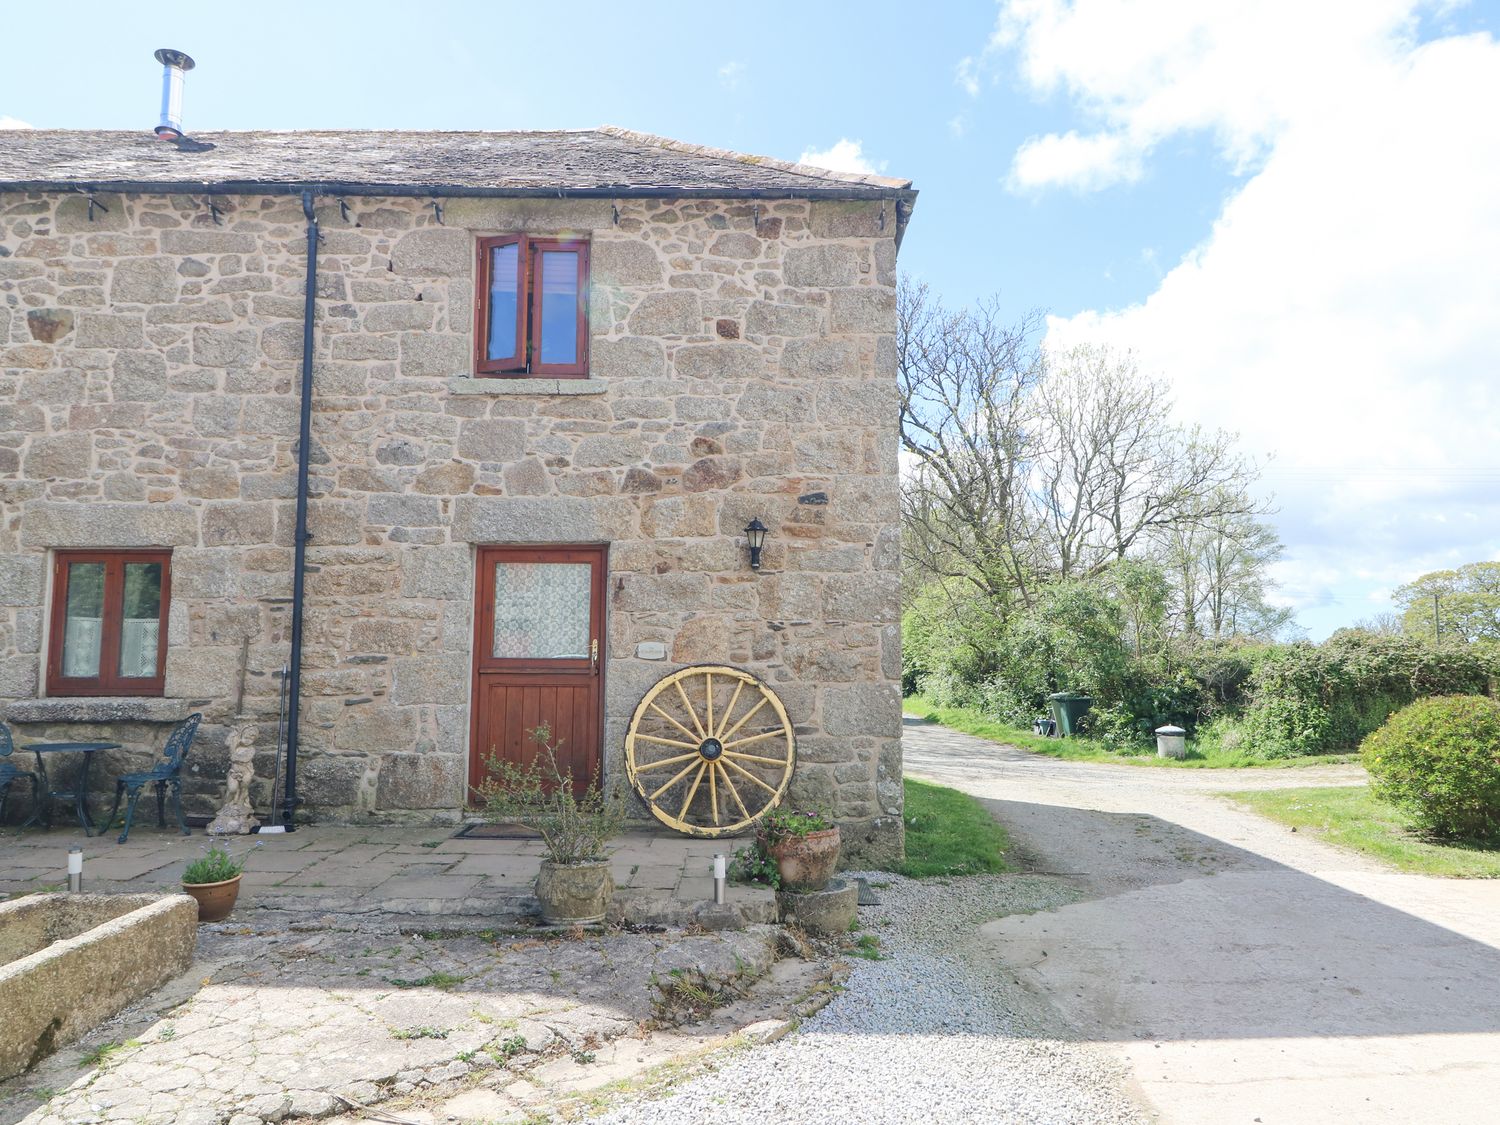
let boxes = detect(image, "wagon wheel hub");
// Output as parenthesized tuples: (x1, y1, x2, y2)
(625, 665, 796, 838)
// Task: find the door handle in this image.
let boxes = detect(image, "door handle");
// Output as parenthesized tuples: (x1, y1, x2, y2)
(591, 638, 599, 673)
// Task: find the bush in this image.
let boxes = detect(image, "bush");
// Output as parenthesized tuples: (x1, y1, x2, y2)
(1361, 695, 1500, 840)
(1243, 635, 1494, 757)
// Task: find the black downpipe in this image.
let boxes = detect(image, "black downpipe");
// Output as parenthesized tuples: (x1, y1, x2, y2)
(282, 190, 320, 828)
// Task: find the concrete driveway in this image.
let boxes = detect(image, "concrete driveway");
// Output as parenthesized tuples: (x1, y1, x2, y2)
(904, 716, 1500, 1124)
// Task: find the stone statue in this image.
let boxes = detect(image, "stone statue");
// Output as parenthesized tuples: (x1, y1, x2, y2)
(207, 721, 260, 836)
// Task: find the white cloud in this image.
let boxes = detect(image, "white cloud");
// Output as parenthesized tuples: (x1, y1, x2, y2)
(0, 116, 34, 129)
(717, 61, 746, 92)
(998, 2, 1500, 633)
(798, 139, 885, 176)
(1009, 129, 1142, 191)
(955, 56, 982, 97)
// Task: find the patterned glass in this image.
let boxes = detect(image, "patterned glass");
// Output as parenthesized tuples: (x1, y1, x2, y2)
(62, 562, 104, 677)
(119, 562, 163, 677)
(492, 562, 591, 659)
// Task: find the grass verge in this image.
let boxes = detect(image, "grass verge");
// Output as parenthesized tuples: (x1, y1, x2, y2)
(899, 776, 1008, 877)
(1225, 786, 1500, 877)
(903, 694, 1360, 770)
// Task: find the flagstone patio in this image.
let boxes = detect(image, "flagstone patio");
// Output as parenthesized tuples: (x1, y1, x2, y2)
(0, 823, 775, 930)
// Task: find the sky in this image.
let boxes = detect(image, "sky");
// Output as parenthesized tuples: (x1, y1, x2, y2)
(3, 0, 1499, 639)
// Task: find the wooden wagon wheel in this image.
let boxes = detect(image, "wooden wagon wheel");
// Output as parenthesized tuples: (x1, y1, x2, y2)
(625, 665, 795, 838)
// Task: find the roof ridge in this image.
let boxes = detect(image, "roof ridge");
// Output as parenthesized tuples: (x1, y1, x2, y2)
(594, 125, 912, 191)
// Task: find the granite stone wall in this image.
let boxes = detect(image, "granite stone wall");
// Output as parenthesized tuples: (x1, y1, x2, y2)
(0, 189, 904, 863)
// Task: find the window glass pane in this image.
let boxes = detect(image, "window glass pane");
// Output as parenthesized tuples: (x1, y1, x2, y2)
(487, 242, 520, 362)
(62, 562, 105, 678)
(492, 562, 591, 659)
(537, 250, 579, 365)
(119, 562, 163, 678)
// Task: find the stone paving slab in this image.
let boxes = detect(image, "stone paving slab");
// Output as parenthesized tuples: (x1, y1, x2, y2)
(1, 824, 769, 930)
(0, 918, 820, 1125)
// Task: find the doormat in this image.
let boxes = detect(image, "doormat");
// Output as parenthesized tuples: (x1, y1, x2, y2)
(855, 877, 881, 906)
(452, 822, 542, 840)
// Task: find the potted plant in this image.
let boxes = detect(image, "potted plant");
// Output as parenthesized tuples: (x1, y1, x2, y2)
(759, 808, 840, 892)
(180, 844, 247, 922)
(477, 725, 626, 925)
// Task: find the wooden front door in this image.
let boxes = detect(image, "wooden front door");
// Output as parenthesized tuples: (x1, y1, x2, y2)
(470, 545, 605, 798)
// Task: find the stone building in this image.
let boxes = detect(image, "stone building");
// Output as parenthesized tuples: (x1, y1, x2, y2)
(0, 127, 915, 864)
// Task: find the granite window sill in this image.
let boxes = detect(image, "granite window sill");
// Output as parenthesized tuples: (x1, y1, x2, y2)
(4, 698, 196, 725)
(447, 376, 608, 396)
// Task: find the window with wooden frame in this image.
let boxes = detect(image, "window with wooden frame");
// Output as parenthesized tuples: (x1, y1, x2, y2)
(475, 235, 590, 377)
(46, 550, 172, 697)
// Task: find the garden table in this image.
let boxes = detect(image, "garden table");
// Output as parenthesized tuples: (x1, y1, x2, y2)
(20, 742, 120, 836)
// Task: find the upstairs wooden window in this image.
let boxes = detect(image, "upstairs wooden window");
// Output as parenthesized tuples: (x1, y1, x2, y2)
(475, 235, 590, 378)
(47, 550, 172, 697)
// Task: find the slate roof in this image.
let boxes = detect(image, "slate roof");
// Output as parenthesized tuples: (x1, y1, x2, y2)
(0, 126, 915, 203)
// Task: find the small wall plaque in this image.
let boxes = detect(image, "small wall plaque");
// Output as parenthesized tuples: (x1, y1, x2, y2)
(636, 641, 668, 661)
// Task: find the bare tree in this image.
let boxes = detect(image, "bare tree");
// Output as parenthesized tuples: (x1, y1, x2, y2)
(1029, 346, 1263, 580)
(897, 278, 1045, 603)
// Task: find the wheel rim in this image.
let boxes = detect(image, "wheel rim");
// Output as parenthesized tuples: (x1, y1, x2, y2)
(625, 665, 795, 838)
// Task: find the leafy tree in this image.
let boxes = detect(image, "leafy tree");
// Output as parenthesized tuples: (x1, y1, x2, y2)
(1394, 562, 1500, 642)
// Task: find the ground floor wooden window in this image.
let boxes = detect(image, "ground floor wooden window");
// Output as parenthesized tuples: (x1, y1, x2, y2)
(46, 549, 172, 697)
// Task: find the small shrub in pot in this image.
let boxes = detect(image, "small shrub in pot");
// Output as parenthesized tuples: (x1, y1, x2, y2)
(181, 844, 249, 923)
(1361, 694, 1500, 841)
(477, 725, 626, 924)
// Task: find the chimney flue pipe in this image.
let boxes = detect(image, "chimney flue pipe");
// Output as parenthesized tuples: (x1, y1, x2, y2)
(153, 48, 195, 140)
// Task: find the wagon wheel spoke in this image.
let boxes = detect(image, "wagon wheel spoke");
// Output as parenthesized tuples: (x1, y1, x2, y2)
(626, 666, 796, 838)
(673, 679, 707, 740)
(718, 696, 769, 742)
(722, 750, 789, 767)
(678, 763, 708, 822)
(717, 762, 751, 819)
(648, 701, 701, 742)
(649, 759, 702, 802)
(633, 750, 702, 772)
(722, 729, 786, 751)
(722, 757, 778, 795)
(633, 733, 700, 751)
(716, 680, 745, 738)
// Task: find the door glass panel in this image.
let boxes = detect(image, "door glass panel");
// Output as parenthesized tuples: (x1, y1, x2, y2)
(62, 562, 105, 678)
(488, 242, 520, 362)
(536, 250, 579, 365)
(492, 562, 591, 659)
(119, 562, 163, 677)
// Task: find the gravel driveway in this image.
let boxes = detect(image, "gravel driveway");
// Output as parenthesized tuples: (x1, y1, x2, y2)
(903, 717, 1500, 1125)
(597, 872, 1147, 1125)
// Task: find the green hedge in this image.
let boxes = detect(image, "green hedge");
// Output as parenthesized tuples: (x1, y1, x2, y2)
(1243, 636, 1493, 757)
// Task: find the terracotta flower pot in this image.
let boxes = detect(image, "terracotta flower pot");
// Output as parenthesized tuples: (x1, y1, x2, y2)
(182, 874, 242, 923)
(535, 859, 614, 925)
(767, 826, 841, 892)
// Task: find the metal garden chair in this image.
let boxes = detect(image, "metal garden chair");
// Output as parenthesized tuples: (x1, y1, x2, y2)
(0, 721, 40, 829)
(105, 712, 201, 844)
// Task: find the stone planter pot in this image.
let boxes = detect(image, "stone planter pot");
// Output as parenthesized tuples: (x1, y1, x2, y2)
(766, 826, 841, 892)
(536, 859, 614, 925)
(181, 874, 241, 923)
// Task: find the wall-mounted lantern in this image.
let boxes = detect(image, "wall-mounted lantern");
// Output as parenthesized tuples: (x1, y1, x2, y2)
(744, 518, 768, 571)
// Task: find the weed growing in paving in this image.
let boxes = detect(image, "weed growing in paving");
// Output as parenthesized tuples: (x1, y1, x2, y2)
(848, 933, 886, 961)
(388, 971, 467, 990)
(487, 1035, 528, 1063)
(391, 1026, 450, 1040)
